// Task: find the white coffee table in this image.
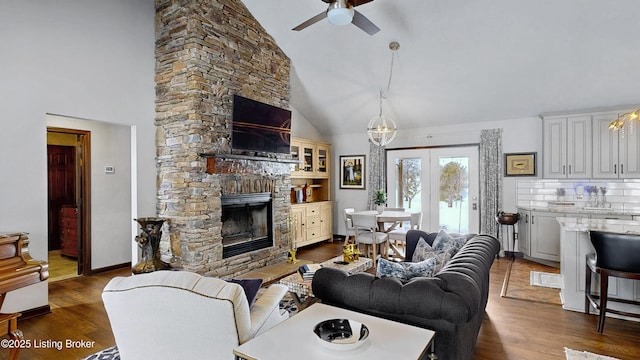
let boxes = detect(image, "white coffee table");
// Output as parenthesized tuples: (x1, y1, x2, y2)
(233, 303, 435, 360)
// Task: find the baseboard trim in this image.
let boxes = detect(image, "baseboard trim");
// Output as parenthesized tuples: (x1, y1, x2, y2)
(17, 305, 51, 321)
(90, 262, 131, 275)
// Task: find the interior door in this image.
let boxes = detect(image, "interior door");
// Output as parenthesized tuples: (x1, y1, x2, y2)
(387, 146, 479, 233)
(47, 145, 76, 250)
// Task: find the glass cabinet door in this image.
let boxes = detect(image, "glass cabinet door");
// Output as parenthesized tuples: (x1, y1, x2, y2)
(290, 143, 301, 173)
(315, 144, 329, 178)
(302, 144, 314, 174)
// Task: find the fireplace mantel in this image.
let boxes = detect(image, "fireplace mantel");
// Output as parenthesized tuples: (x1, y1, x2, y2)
(201, 153, 301, 164)
(203, 153, 301, 175)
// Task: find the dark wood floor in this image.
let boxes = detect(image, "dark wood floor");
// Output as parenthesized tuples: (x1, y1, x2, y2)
(7, 240, 640, 359)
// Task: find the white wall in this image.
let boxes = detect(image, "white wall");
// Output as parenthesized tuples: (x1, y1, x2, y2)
(0, 0, 156, 312)
(328, 116, 542, 236)
(47, 115, 133, 270)
(291, 105, 327, 142)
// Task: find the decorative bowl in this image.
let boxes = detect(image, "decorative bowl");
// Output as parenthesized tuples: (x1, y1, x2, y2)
(313, 318, 369, 351)
(496, 211, 520, 225)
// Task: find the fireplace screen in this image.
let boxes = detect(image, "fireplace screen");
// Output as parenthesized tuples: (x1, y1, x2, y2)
(221, 192, 273, 258)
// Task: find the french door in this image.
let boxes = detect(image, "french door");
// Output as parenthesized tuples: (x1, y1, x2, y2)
(386, 146, 479, 233)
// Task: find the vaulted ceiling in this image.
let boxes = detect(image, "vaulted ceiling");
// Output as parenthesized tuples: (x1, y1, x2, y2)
(241, 0, 640, 136)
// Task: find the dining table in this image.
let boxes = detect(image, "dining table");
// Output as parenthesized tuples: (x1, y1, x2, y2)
(348, 210, 414, 259)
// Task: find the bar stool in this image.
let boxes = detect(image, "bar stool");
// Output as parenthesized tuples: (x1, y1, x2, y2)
(585, 230, 640, 333)
(496, 211, 520, 259)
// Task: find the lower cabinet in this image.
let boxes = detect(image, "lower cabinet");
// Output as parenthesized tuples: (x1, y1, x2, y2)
(517, 209, 564, 262)
(517, 210, 531, 256)
(517, 209, 635, 263)
(291, 201, 332, 248)
(529, 211, 562, 262)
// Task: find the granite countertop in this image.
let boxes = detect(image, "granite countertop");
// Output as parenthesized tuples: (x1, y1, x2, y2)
(557, 217, 640, 233)
(517, 206, 640, 216)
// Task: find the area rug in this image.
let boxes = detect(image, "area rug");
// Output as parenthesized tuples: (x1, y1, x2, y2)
(82, 345, 120, 360)
(565, 347, 620, 360)
(530, 270, 563, 289)
(501, 259, 562, 305)
(82, 294, 300, 360)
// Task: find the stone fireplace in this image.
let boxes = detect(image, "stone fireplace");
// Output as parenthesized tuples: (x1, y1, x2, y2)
(221, 192, 273, 259)
(154, 0, 292, 278)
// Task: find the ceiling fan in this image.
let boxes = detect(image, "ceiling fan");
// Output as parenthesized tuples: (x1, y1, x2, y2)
(292, 0, 380, 35)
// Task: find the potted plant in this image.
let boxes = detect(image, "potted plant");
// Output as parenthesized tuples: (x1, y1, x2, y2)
(374, 189, 387, 214)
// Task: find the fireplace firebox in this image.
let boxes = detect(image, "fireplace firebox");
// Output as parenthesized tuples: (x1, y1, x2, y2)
(221, 192, 273, 259)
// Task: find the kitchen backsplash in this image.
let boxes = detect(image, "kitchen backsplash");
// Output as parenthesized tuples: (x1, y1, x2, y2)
(516, 179, 640, 213)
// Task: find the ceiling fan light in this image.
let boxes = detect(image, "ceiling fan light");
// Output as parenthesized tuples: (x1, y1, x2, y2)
(327, 8, 354, 25)
(327, 1, 354, 26)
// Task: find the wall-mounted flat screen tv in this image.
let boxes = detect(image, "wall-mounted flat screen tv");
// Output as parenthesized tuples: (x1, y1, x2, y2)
(231, 94, 292, 155)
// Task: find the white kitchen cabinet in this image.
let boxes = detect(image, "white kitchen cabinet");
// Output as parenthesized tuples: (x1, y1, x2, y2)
(518, 209, 635, 263)
(529, 211, 562, 262)
(592, 111, 640, 179)
(542, 115, 592, 179)
(517, 209, 531, 256)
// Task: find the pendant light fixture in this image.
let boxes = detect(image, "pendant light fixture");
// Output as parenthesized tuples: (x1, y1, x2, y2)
(367, 41, 399, 147)
(609, 109, 639, 130)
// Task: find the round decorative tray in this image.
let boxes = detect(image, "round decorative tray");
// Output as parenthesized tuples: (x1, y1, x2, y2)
(313, 318, 369, 351)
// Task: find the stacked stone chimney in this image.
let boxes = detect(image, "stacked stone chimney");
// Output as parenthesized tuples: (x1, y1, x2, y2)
(154, 0, 292, 277)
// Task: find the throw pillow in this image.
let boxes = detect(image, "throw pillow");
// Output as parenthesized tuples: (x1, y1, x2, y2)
(412, 237, 453, 272)
(228, 278, 263, 308)
(376, 257, 437, 281)
(432, 230, 467, 256)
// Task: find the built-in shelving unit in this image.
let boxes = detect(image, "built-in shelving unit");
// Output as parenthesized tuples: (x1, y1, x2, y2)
(289, 137, 332, 248)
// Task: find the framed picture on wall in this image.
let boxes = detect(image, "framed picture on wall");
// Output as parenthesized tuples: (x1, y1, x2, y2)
(504, 152, 537, 176)
(340, 155, 366, 189)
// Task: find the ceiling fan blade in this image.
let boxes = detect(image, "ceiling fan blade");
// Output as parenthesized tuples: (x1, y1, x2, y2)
(292, 11, 328, 31)
(351, 0, 374, 7)
(352, 10, 380, 35)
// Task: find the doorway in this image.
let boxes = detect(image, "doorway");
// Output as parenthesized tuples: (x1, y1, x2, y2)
(47, 128, 91, 280)
(386, 146, 480, 233)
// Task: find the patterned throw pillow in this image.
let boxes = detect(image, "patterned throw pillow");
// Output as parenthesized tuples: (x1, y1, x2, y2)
(432, 230, 467, 256)
(412, 237, 453, 272)
(376, 257, 438, 281)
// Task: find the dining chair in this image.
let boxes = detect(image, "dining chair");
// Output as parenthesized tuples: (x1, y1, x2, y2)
(388, 212, 423, 260)
(343, 208, 357, 243)
(585, 230, 640, 333)
(351, 213, 389, 267)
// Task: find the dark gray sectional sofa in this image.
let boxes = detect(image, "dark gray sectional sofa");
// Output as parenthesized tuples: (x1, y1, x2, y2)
(311, 230, 500, 360)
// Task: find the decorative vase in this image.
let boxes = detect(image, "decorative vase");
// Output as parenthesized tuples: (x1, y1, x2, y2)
(376, 205, 384, 214)
(133, 217, 170, 274)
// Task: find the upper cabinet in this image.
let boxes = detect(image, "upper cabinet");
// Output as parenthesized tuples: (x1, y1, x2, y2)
(592, 112, 640, 179)
(542, 115, 592, 178)
(290, 137, 330, 179)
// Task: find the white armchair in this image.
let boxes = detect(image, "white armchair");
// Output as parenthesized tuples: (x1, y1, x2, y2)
(102, 270, 289, 359)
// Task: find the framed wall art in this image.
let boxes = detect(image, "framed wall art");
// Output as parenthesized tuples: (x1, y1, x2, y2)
(504, 152, 537, 177)
(339, 155, 366, 189)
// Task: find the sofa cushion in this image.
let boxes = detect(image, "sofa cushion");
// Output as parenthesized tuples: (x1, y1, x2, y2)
(412, 238, 454, 272)
(376, 257, 438, 281)
(432, 230, 467, 255)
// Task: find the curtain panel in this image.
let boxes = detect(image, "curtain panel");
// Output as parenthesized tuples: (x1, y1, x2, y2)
(479, 129, 503, 242)
(367, 142, 386, 210)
